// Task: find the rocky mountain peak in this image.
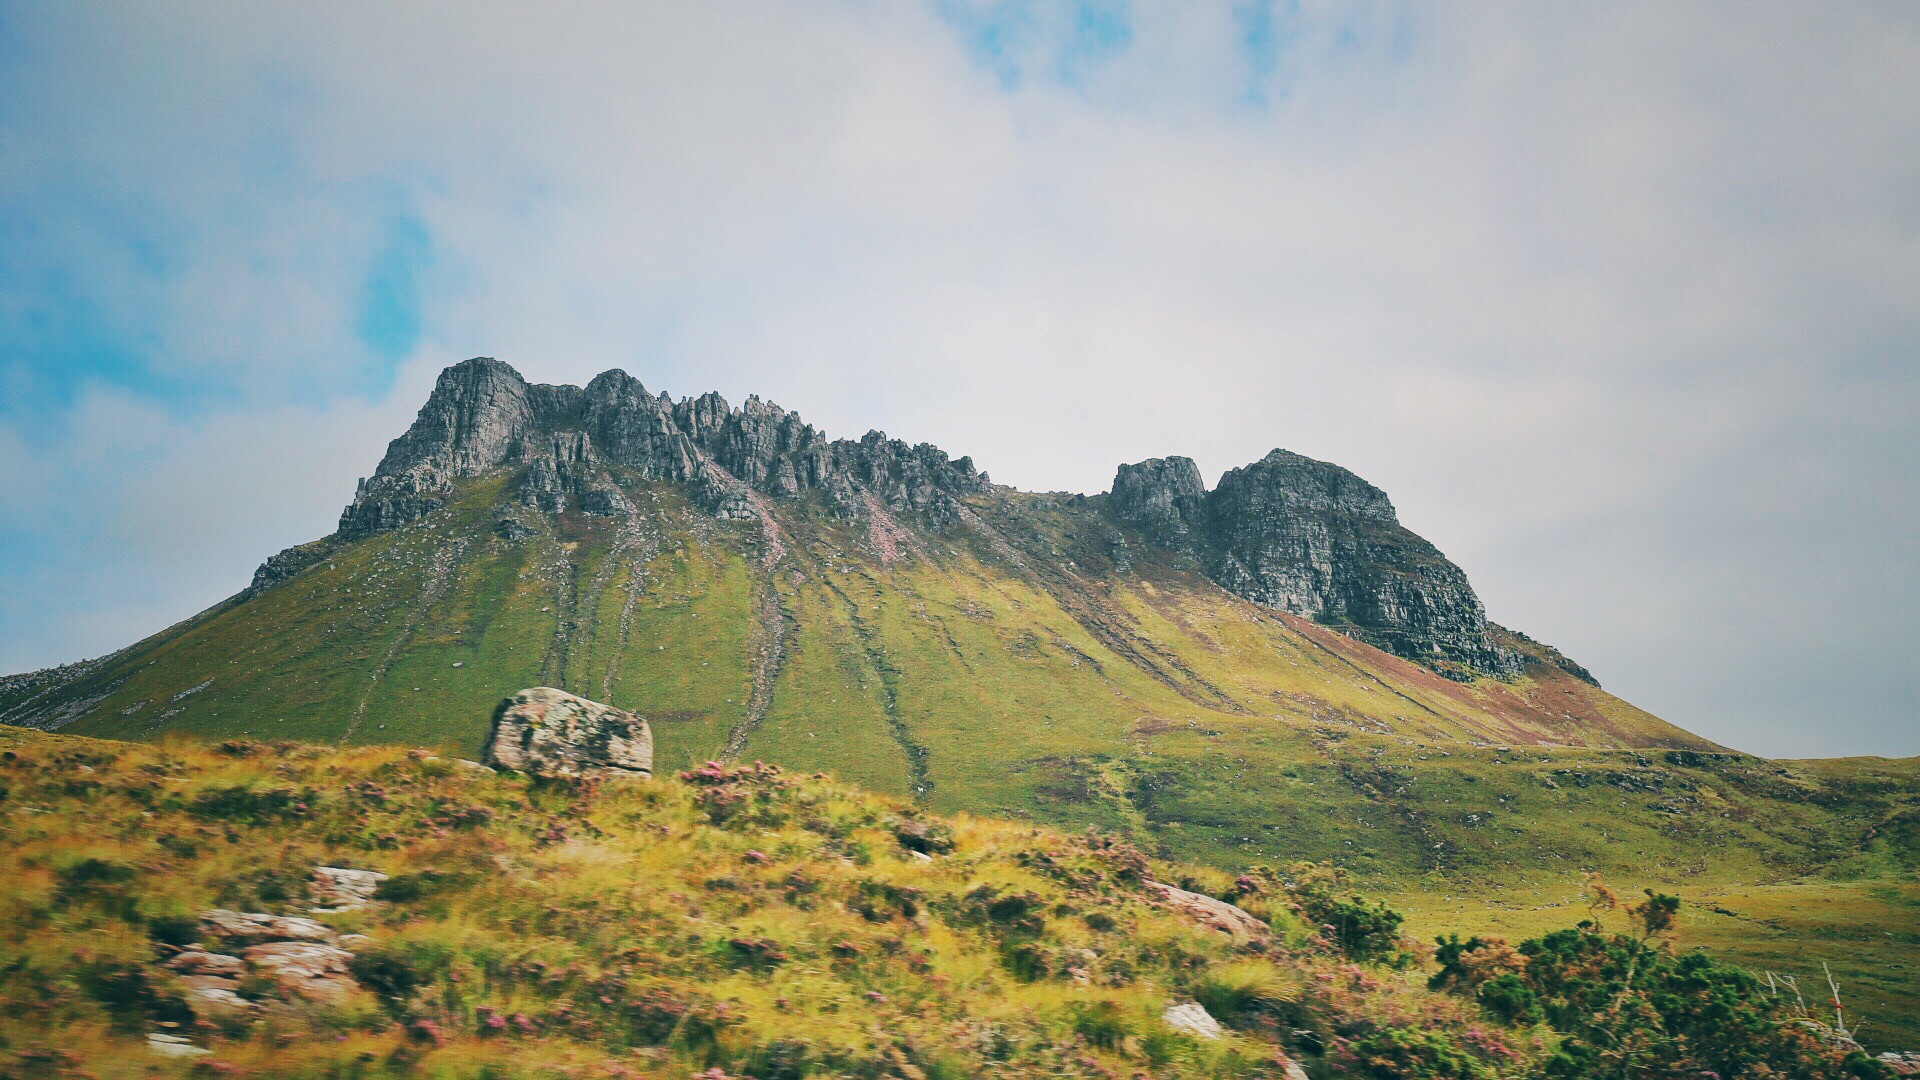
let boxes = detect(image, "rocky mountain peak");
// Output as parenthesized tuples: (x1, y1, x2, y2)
(1215, 448, 1396, 522)
(329, 357, 1518, 679)
(1109, 456, 1207, 554)
(1109, 449, 1518, 680)
(338, 357, 988, 539)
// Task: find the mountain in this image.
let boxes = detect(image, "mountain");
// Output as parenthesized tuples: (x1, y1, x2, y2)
(6, 358, 1920, 1037)
(3, 358, 1708, 799)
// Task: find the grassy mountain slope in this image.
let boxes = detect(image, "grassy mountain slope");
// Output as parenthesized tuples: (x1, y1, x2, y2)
(0, 726, 1902, 1077)
(7, 474, 1919, 1044)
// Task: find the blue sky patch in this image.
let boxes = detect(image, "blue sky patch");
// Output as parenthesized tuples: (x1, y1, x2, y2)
(354, 211, 432, 365)
(936, 0, 1133, 90)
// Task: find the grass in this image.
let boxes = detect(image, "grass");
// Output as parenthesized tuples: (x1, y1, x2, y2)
(2, 726, 1897, 1078)
(0, 727, 1489, 1078)
(7, 479, 1918, 1053)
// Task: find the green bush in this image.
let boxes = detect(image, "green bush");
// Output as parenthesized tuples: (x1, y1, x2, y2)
(1474, 973, 1541, 1026)
(1068, 999, 1134, 1050)
(1288, 863, 1405, 961)
(187, 784, 315, 822)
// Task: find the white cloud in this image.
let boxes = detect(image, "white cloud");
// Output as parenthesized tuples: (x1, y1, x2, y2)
(1, 3, 1915, 755)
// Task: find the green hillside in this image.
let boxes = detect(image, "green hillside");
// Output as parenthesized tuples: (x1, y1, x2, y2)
(0, 726, 1902, 1077)
(7, 476, 1919, 1042)
(6, 358, 1917, 1048)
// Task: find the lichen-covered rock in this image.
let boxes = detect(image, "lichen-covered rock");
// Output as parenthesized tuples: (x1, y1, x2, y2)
(165, 950, 246, 978)
(146, 1033, 212, 1058)
(176, 974, 253, 1011)
(173, 909, 369, 1009)
(198, 909, 336, 945)
(486, 687, 653, 779)
(1877, 1052, 1920, 1076)
(1144, 881, 1270, 941)
(310, 866, 388, 914)
(241, 941, 357, 1003)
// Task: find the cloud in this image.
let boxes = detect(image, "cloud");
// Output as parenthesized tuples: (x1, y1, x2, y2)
(0, 2, 1915, 756)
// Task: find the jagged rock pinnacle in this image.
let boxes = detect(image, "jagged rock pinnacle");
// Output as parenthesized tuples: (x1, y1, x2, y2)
(325, 357, 1516, 679)
(338, 357, 987, 538)
(1109, 449, 1519, 679)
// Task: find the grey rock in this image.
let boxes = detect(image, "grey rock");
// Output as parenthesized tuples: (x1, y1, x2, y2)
(1143, 880, 1269, 940)
(494, 516, 536, 541)
(1110, 449, 1520, 679)
(337, 358, 986, 538)
(246, 538, 335, 594)
(199, 909, 337, 945)
(311, 358, 1537, 684)
(1110, 456, 1208, 555)
(309, 866, 388, 914)
(486, 686, 653, 779)
(1161, 1001, 1224, 1040)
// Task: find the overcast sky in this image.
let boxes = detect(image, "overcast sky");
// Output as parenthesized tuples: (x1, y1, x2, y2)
(2, 3, 1915, 758)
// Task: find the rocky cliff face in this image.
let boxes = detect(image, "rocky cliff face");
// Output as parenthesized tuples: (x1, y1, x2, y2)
(339, 358, 986, 537)
(329, 358, 1515, 680)
(1110, 456, 1208, 555)
(1110, 449, 1519, 679)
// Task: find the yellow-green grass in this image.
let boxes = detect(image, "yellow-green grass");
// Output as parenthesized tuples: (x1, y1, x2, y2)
(9, 479, 1918, 1048)
(2, 726, 1527, 1079)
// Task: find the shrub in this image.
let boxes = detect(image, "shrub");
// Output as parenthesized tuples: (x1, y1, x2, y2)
(373, 869, 469, 903)
(679, 761, 794, 827)
(1436, 916, 1865, 1079)
(54, 855, 135, 902)
(1473, 973, 1541, 1026)
(349, 948, 431, 1007)
(187, 785, 315, 823)
(1193, 962, 1299, 1033)
(1331, 1026, 1497, 1079)
(890, 815, 955, 855)
(952, 885, 1047, 936)
(1068, 999, 1134, 1050)
(1288, 863, 1406, 962)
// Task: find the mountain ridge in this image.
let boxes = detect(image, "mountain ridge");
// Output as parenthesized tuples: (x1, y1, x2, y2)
(329, 356, 1523, 681)
(3, 356, 1704, 772)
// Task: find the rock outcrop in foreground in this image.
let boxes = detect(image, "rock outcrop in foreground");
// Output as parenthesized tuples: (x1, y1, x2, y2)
(485, 686, 654, 779)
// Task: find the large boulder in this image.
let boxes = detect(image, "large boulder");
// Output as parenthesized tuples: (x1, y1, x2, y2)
(486, 687, 653, 779)
(1144, 880, 1270, 941)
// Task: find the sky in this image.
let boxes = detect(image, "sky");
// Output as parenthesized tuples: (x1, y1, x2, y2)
(1, 2, 1915, 758)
